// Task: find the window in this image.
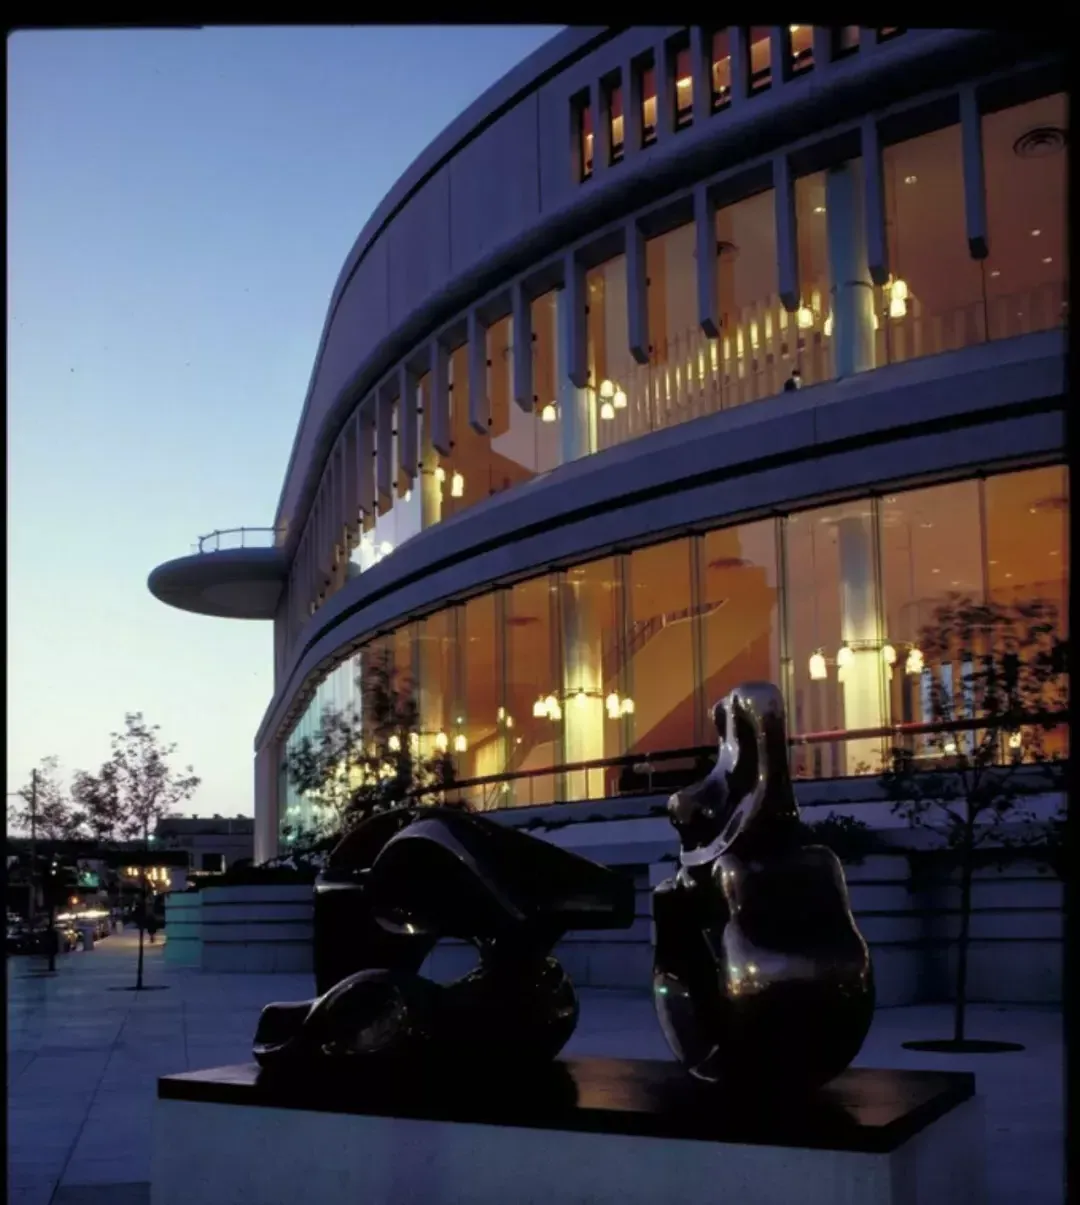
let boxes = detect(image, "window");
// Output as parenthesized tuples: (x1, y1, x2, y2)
(983, 467, 1068, 616)
(626, 539, 697, 754)
(559, 558, 623, 800)
(701, 521, 782, 732)
(645, 222, 702, 429)
(506, 575, 559, 807)
(882, 124, 987, 366)
(486, 314, 539, 490)
(877, 27, 904, 42)
(711, 29, 732, 109)
(201, 853, 225, 873)
(459, 592, 501, 802)
(527, 291, 562, 472)
(673, 43, 693, 128)
(784, 500, 886, 778)
(443, 342, 498, 518)
(574, 92, 593, 181)
(789, 24, 814, 73)
(417, 610, 456, 759)
(794, 169, 835, 386)
(606, 77, 624, 163)
(639, 59, 657, 146)
(712, 187, 782, 406)
(833, 26, 859, 57)
(981, 93, 1068, 340)
(586, 254, 632, 452)
(748, 26, 772, 93)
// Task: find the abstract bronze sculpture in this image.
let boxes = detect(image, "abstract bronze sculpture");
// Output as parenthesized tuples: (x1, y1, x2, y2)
(652, 682, 874, 1091)
(254, 806, 635, 1074)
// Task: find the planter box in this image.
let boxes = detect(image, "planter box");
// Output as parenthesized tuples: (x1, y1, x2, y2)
(199, 884, 314, 975)
(164, 892, 202, 968)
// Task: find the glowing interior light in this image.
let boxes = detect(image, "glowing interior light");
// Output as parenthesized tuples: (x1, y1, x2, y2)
(613, 388, 628, 410)
(797, 306, 815, 330)
(620, 697, 635, 716)
(505, 714, 514, 729)
(1008, 731, 1022, 749)
(574, 689, 589, 708)
(388, 734, 401, 752)
(599, 400, 615, 421)
(453, 733, 467, 754)
(409, 732, 419, 751)
(882, 643, 897, 666)
(541, 402, 558, 423)
(836, 643, 854, 669)
(379, 541, 394, 557)
(598, 378, 615, 399)
(450, 472, 465, 498)
(497, 706, 506, 722)
(750, 320, 760, 350)
(533, 696, 548, 718)
(824, 313, 833, 337)
(434, 466, 446, 483)
(889, 295, 908, 319)
(434, 731, 448, 751)
(906, 647, 924, 675)
(890, 278, 909, 302)
(606, 692, 621, 719)
(808, 651, 827, 681)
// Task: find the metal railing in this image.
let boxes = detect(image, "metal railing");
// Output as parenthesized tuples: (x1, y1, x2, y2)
(412, 711, 1068, 812)
(192, 527, 285, 555)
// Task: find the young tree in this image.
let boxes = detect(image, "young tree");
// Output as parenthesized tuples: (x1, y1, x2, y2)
(71, 761, 124, 844)
(880, 594, 1067, 1052)
(284, 648, 458, 848)
(8, 758, 86, 971)
(107, 713, 200, 990)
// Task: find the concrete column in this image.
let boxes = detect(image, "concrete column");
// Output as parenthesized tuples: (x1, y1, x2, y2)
(695, 185, 720, 337)
(376, 388, 394, 506)
(556, 284, 594, 463)
(836, 515, 884, 774)
(429, 339, 452, 457)
(626, 220, 650, 364)
(960, 85, 989, 260)
(468, 311, 489, 434)
(398, 364, 417, 482)
(254, 744, 278, 865)
(561, 578, 605, 801)
(511, 281, 534, 412)
(689, 27, 711, 124)
(861, 118, 890, 287)
(826, 161, 877, 377)
(774, 154, 800, 313)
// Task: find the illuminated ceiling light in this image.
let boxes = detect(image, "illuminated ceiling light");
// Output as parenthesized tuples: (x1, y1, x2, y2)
(882, 643, 897, 666)
(789, 24, 800, 32)
(541, 402, 558, 423)
(904, 174, 917, 184)
(808, 651, 827, 681)
(889, 295, 908, 319)
(613, 388, 627, 410)
(1042, 256, 1053, 265)
(1008, 731, 1022, 749)
(796, 305, 814, 330)
(533, 696, 548, 718)
(434, 731, 448, 752)
(990, 269, 1001, 278)
(813, 205, 826, 214)
(598, 378, 615, 399)
(497, 706, 506, 722)
(379, 540, 394, 557)
(450, 471, 465, 498)
(823, 313, 833, 337)
(836, 643, 854, 670)
(620, 696, 635, 716)
(505, 714, 514, 729)
(453, 733, 467, 754)
(388, 734, 401, 752)
(599, 400, 615, 420)
(1031, 228, 1041, 237)
(906, 647, 924, 675)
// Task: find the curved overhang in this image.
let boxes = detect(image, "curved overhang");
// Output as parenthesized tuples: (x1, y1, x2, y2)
(148, 548, 288, 620)
(257, 329, 1066, 750)
(274, 26, 1059, 547)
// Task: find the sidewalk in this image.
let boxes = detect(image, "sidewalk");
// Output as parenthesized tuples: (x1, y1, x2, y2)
(7, 932, 1065, 1205)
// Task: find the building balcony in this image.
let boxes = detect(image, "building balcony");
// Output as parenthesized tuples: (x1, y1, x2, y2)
(148, 528, 287, 620)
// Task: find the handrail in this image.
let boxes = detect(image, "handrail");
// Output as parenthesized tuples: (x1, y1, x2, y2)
(412, 709, 1069, 804)
(192, 527, 286, 555)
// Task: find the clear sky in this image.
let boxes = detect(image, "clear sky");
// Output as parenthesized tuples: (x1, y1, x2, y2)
(7, 24, 560, 815)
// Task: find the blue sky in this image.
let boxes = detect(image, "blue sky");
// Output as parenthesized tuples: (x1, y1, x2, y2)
(7, 25, 559, 814)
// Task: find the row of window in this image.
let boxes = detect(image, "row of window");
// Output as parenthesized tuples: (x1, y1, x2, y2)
(281, 91, 1068, 661)
(279, 464, 1068, 834)
(576, 27, 905, 181)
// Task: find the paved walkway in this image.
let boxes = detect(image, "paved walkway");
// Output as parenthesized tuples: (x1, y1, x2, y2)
(7, 932, 1065, 1205)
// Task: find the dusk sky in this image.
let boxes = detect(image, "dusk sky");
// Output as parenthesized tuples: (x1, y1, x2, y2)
(7, 25, 559, 815)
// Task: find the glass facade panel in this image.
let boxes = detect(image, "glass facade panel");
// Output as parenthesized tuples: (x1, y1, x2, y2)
(882, 125, 986, 365)
(608, 80, 624, 163)
(711, 29, 732, 108)
(280, 462, 1068, 840)
(559, 557, 623, 801)
(748, 27, 772, 92)
(794, 170, 834, 386)
(626, 539, 696, 755)
(789, 25, 814, 73)
(506, 574, 559, 807)
(586, 255, 633, 452)
(642, 222, 706, 431)
(701, 520, 782, 723)
(981, 93, 1068, 339)
(784, 499, 886, 778)
(674, 45, 692, 127)
(640, 62, 657, 146)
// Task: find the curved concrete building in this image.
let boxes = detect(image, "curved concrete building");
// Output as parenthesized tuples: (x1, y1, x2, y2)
(150, 26, 1068, 863)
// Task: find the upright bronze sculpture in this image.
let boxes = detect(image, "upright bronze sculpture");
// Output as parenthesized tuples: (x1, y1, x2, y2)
(652, 682, 874, 1091)
(254, 681, 872, 1096)
(253, 806, 635, 1073)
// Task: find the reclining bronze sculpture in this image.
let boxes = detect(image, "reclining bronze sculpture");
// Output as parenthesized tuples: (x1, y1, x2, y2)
(254, 681, 873, 1096)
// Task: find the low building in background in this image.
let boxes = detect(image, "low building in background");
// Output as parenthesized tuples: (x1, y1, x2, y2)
(154, 815, 254, 874)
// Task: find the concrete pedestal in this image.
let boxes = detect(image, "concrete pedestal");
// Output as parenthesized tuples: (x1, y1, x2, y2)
(152, 1058, 985, 1205)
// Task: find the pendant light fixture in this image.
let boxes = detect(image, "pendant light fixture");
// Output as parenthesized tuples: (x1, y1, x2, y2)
(540, 401, 558, 423)
(882, 643, 897, 666)
(388, 734, 401, 752)
(809, 651, 827, 681)
(613, 388, 628, 410)
(605, 691, 621, 719)
(453, 733, 467, 753)
(599, 379, 615, 399)
(434, 731, 448, 752)
(450, 471, 465, 498)
(599, 400, 615, 421)
(533, 696, 548, 718)
(906, 647, 924, 675)
(836, 642, 854, 670)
